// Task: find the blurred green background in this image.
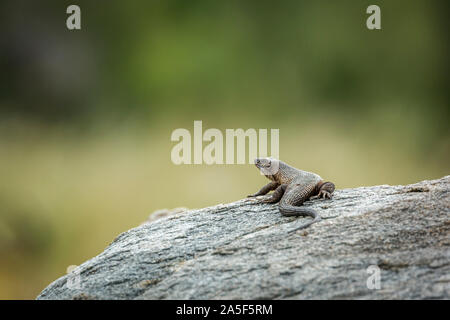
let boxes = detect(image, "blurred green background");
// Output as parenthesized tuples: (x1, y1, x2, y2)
(0, 0, 448, 299)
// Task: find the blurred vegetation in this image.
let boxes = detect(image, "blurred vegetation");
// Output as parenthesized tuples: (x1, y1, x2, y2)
(0, 0, 448, 299)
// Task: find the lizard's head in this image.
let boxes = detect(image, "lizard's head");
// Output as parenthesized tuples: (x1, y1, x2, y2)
(254, 157, 281, 177)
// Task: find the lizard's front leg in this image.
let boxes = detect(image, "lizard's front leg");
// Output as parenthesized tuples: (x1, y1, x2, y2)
(260, 184, 287, 203)
(247, 181, 279, 197)
(317, 181, 335, 199)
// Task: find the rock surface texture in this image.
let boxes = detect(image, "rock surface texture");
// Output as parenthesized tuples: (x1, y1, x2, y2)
(38, 176, 450, 299)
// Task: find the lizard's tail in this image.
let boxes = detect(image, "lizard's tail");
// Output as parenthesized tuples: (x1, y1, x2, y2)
(279, 204, 321, 232)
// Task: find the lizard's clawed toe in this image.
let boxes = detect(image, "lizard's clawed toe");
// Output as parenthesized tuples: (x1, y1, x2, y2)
(318, 190, 332, 199)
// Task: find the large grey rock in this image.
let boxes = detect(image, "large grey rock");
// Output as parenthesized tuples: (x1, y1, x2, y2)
(37, 176, 450, 299)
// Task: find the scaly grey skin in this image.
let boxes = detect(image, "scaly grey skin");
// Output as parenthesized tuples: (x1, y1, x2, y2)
(248, 158, 335, 232)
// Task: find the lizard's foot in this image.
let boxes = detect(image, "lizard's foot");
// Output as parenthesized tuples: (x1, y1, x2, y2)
(317, 190, 332, 199)
(246, 196, 266, 204)
(247, 195, 278, 204)
(260, 196, 279, 204)
(246, 195, 264, 202)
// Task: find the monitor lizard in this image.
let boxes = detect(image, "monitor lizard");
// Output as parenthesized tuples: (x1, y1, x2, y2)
(247, 158, 335, 232)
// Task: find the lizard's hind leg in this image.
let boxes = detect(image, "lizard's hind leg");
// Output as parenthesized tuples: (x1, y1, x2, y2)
(317, 181, 335, 199)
